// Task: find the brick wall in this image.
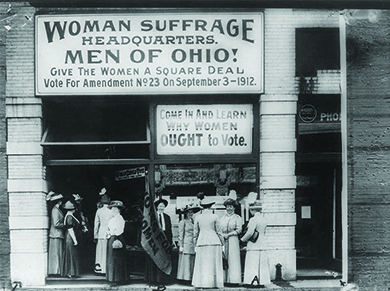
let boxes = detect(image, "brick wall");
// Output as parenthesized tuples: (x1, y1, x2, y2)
(347, 10, 390, 289)
(0, 3, 11, 289)
(5, 2, 48, 287)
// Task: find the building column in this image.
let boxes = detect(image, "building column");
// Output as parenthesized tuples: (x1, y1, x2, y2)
(7, 105, 48, 286)
(259, 94, 297, 280)
(262, 9, 297, 280)
(0, 4, 11, 287)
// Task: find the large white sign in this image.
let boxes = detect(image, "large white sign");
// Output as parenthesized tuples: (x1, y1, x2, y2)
(35, 12, 264, 96)
(156, 104, 253, 155)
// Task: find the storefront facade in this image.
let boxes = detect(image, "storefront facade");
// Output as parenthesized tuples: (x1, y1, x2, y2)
(1, 1, 349, 288)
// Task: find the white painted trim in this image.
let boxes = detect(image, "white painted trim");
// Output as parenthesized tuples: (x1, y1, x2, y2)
(261, 94, 298, 102)
(260, 175, 297, 189)
(8, 179, 48, 192)
(261, 138, 297, 152)
(7, 142, 43, 155)
(260, 101, 297, 115)
(9, 216, 49, 230)
(265, 212, 297, 226)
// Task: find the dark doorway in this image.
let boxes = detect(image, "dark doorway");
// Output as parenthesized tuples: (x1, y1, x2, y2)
(295, 162, 342, 275)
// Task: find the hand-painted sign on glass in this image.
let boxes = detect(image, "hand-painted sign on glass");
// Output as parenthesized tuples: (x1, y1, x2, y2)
(156, 104, 253, 155)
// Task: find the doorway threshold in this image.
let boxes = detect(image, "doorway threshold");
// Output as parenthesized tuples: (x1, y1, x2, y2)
(297, 268, 341, 280)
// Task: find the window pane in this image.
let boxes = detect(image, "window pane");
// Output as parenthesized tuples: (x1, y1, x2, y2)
(44, 100, 148, 142)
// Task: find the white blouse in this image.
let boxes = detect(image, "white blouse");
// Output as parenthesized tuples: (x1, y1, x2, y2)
(107, 213, 125, 237)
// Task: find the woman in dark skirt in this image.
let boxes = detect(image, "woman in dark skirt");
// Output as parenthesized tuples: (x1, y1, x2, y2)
(63, 200, 81, 278)
(106, 200, 128, 286)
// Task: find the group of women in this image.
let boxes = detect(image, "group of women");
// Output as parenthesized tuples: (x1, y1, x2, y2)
(177, 196, 271, 288)
(47, 190, 270, 288)
(47, 190, 128, 286)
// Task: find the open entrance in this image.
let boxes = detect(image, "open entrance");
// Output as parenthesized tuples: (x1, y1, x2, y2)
(46, 164, 147, 281)
(42, 98, 151, 283)
(295, 162, 342, 278)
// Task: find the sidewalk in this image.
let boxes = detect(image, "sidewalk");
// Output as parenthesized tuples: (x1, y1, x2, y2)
(20, 279, 343, 291)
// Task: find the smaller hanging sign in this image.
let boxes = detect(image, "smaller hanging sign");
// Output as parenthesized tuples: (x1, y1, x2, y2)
(115, 167, 146, 181)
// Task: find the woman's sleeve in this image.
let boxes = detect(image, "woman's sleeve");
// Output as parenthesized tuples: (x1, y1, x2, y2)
(178, 220, 184, 248)
(215, 217, 224, 245)
(193, 218, 199, 244)
(52, 208, 64, 229)
(241, 218, 256, 242)
(94, 211, 100, 239)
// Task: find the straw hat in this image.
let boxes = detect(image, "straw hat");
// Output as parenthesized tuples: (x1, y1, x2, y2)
(200, 196, 215, 208)
(46, 191, 63, 202)
(108, 200, 125, 209)
(181, 203, 202, 214)
(63, 201, 76, 210)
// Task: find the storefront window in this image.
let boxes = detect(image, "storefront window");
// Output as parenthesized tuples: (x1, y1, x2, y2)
(41, 99, 150, 161)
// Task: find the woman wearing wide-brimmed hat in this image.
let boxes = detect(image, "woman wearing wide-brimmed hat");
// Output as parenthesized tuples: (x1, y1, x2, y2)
(62, 200, 81, 278)
(106, 200, 128, 286)
(240, 200, 270, 287)
(46, 191, 65, 276)
(93, 194, 114, 275)
(220, 198, 243, 285)
(191, 196, 224, 288)
(177, 203, 202, 283)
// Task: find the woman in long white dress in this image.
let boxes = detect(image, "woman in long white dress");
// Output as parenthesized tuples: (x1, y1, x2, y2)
(191, 197, 224, 288)
(240, 201, 270, 287)
(220, 198, 242, 285)
(93, 194, 114, 274)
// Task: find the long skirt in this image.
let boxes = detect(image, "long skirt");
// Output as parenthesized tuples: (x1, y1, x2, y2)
(63, 233, 79, 277)
(95, 239, 108, 274)
(243, 250, 271, 285)
(106, 235, 128, 283)
(192, 245, 223, 288)
(177, 253, 195, 281)
(48, 238, 63, 275)
(224, 236, 241, 284)
(145, 256, 171, 286)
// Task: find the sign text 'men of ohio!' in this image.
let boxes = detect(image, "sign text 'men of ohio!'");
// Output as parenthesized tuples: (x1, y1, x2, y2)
(35, 13, 264, 96)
